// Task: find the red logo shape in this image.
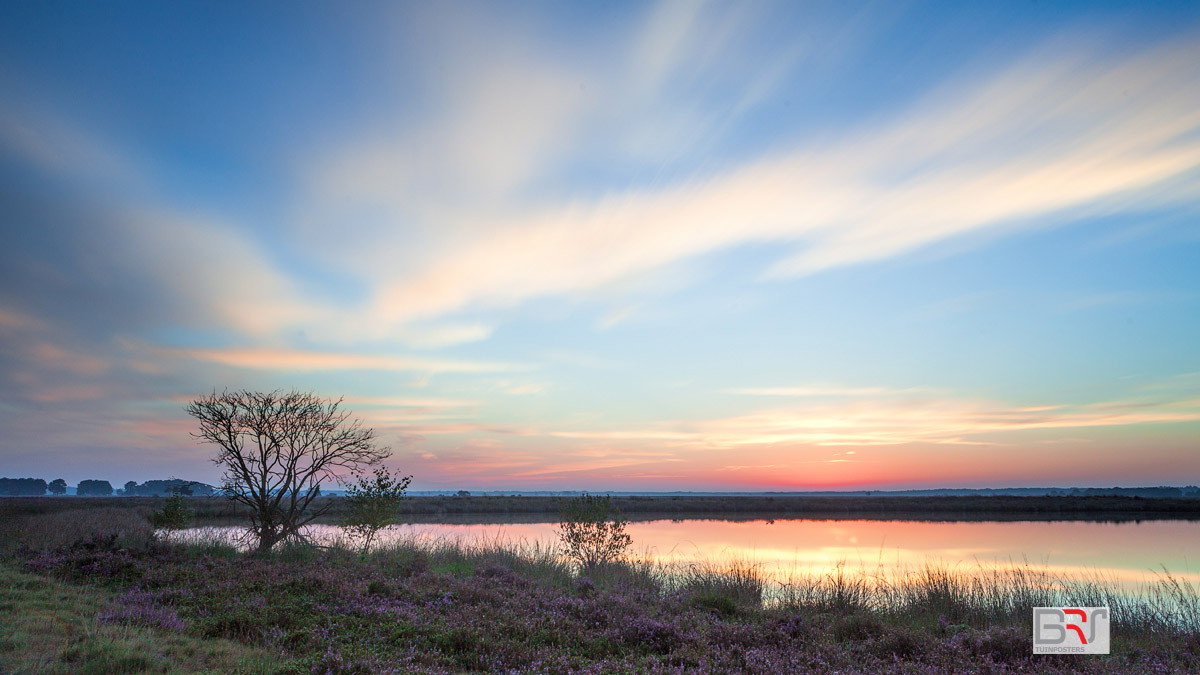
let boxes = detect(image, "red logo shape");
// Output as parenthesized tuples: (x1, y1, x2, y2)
(1063, 608, 1089, 645)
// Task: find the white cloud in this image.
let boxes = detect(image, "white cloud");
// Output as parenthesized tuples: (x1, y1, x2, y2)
(395, 322, 495, 349)
(313, 26, 1200, 329)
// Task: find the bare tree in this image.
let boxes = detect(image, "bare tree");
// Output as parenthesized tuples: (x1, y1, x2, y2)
(186, 390, 389, 552)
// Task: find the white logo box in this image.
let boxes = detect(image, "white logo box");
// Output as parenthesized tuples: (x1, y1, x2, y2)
(1033, 607, 1110, 654)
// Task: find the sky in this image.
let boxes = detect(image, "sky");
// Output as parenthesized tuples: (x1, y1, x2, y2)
(0, 0, 1198, 492)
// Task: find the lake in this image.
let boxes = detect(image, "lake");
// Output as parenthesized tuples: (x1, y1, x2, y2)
(181, 516, 1200, 591)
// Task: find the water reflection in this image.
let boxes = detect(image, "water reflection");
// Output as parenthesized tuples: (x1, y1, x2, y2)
(180, 517, 1200, 589)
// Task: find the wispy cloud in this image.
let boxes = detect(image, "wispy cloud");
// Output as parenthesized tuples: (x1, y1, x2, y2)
(394, 322, 495, 349)
(28, 343, 109, 376)
(0, 105, 142, 189)
(0, 306, 45, 331)
(10, 8, 1198, 347)
(726, 386, 934, 397)
(168, 347, 526, 374)
(0, 101, 329, 345)
(313, 27, 1200, 329)
(341, 396, 478, 409)
(550, 388, 1200, 449)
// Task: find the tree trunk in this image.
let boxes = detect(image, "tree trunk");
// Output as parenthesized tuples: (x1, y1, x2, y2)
(256, 529, 279, 553)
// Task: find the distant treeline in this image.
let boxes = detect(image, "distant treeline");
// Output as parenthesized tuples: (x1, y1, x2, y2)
(0, 477, 215, 497)
(0, 478, 48, 496)
(121, 479, 216, 497)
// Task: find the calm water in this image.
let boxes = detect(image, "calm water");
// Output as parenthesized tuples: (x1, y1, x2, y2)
(182, 517, 1200, 589)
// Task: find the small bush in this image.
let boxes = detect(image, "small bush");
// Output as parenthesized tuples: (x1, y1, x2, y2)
(832, 613, 885, 641)
(339, 466, 411, 554)
(953, 626, 1031, 663)
(556, 493, 632, 569)
(615, 616, 684, 653)
(575, 576, 596, 597)
(98, 589, 186, 632)
(690, 591, 740, 617)
(774, 614, 811, 641)
(870, 626, 928, 659)
(149, 495, 191, 541)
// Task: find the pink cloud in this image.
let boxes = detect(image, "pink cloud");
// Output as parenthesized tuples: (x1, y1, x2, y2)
(29, 343, 108, 376)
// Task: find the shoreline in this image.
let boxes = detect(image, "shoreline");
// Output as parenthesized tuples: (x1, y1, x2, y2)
(7, 494, 1200, 524)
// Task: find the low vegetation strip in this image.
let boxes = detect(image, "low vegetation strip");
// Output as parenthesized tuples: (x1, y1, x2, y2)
(6, 495, 1200, 525)
(3, 507, 1199, 674)
(390, 494, 1200, 520)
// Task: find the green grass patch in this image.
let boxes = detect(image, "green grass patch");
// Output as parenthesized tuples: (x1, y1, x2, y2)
(0, 563, 292, 674)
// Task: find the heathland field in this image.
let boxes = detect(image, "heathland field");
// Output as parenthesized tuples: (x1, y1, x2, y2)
(2, 497, 1199, 674)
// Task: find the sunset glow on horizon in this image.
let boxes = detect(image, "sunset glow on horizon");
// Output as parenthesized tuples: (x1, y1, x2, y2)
(1, 1, 1198, 491)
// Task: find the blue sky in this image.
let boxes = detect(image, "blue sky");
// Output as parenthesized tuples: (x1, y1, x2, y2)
(1, 1, 1198, 490)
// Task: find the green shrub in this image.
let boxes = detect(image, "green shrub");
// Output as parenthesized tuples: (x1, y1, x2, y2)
(339, 466, 411, 554)
(691, 591, 740, 617)
(150, 495, 191, 541)
(556, 493, 632, 569)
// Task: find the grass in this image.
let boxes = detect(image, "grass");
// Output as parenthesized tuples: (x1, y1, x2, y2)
(0, 505, 157, 556)
(672, 558, 765, 617)
(0, 562, 290, 674)
(4, 507, 1200, 673)
(773, 560, 1200, 637)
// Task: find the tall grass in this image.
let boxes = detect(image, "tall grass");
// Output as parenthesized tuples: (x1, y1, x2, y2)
(778, 560, 875, 613)
(668, 557, 766, 616)
(0, 507, 154, 555)
(771, 557, 1200, 639)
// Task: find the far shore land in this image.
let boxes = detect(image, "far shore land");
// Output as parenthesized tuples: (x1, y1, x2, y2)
(5, 494, 1200, 525)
